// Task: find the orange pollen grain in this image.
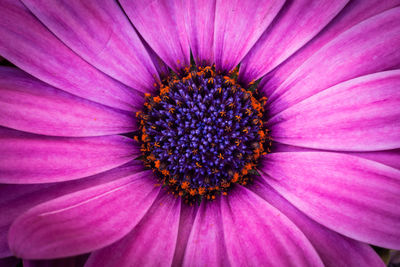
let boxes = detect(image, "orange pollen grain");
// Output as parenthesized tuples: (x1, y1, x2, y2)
(155, 160, 160, 169)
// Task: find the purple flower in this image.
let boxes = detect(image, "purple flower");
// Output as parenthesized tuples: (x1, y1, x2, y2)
(0, 0, 399, 266)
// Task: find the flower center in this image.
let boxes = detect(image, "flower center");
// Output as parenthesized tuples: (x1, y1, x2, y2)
(135, 65, 269, 203)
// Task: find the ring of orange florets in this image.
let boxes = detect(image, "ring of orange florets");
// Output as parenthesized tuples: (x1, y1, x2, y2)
(134, 65, 270, 203)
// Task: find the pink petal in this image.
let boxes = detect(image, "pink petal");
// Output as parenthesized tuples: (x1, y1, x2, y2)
(0, 67, 135, 137)
(0, 162, 143, 257)
(273, 142, 400, 170)
(261, 0, 400, 97)
(270, 70, 400, 151)
(21, 0, 159, 93)
(267, 7, 400, 116)
(0, 127, 138, 184)
(250, 178, 385, 267)
(261, 152, 400, 249)
(0, 0, 143, 111)
(120, 0, 190, 71)
(85, 190, 180, 267)
(183, 0, 216, 66)
(182, 199, 229, 266)
(220, 186, 324, 266)
(239, 0, 348, 84)
(172, 204, 198, 266)
(214, 0, 284, 72)
(350, 150, 400, 170)
(8, 171, 160, 259)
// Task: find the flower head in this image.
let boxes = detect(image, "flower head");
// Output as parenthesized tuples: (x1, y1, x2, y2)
(0, 0, 399, 266)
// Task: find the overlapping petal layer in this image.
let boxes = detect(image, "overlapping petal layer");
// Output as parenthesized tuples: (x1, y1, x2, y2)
(270, 71, 400, 151)
(0, 67, 135, 137)
(261, 152, 400, 249)
(120, 0, 190, 72)
(21, 0, 159, 93)
(8, 171, 160, 259)
(266, 6, 400, 116)
(251, 179, 385, 267)
(239, 0, 348, 84)
(220, 186, 324, 266)
(261, 0, 400, 97)
(85, 190, 180, 267)
(0, 162, 143, 257)
(213, 0, 284, 72)
(0, 128, 137, 184)
(0, 0, 143, 111)
(182, 199, 229, 266)
(183, 0, 215, 66)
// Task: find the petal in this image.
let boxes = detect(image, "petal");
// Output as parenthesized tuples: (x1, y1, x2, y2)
(272, 142, 400, 170)
(21, 0, 159, 92)
(250, 178, 385, 267)
(0, 127, 138, 184)
(239, 0, 348, 84)
(267, 7, 400, 116)
(182, 200, 229, 266)
(85, 190, 180, 267)
(172, 204, 198, 266)
(8, 171, 160, 259)
(0, 0, 143, 111)
(0, 162, 144, 257)
(184, 0, 216, 66)
(261, 152, 400, 249)
(120, 0, 190, 71)
(213, 0, 284, 72)
(261, 0, 400, 97)
(350, 150, 400, 170)
(0, 67, 135, 137)
(220, 186, 324, 267)
(23, 254, 88, 267)
(270, 70, 400, 151)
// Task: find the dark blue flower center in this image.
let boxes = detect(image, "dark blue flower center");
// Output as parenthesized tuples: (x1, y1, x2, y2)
(136, 66, 269, 202)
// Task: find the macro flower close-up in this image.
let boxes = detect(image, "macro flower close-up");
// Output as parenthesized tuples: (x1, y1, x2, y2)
(0, 0, 399, 266)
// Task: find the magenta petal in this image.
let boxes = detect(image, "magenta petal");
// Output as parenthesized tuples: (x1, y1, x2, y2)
(120, 0, 190, 72)
(8, 171, 160, 259)
(214, 0, 284, 72)
(85, 190, 180, 267)
(0, 128, 138, 184)
(261, 0, 400, 98)
(21, 0, 159, 92)
(220, 186, 324, 266)
(270, 71, 400, 151)
(182, 199, 229, 266)
(0, 162, 143, 257)
(267, 7, 400, 116)
(273, 142, 400, 170)
(184, 0, 216, 66)
(0, 67, 135, 137)
(349, 150, 400, 170)
(261, 152, 400, 249)
(250, 179, 385, 267)
(239, 0, 348, 84)
(0, 0, 142, 111)
(172, 204, 198, 266)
